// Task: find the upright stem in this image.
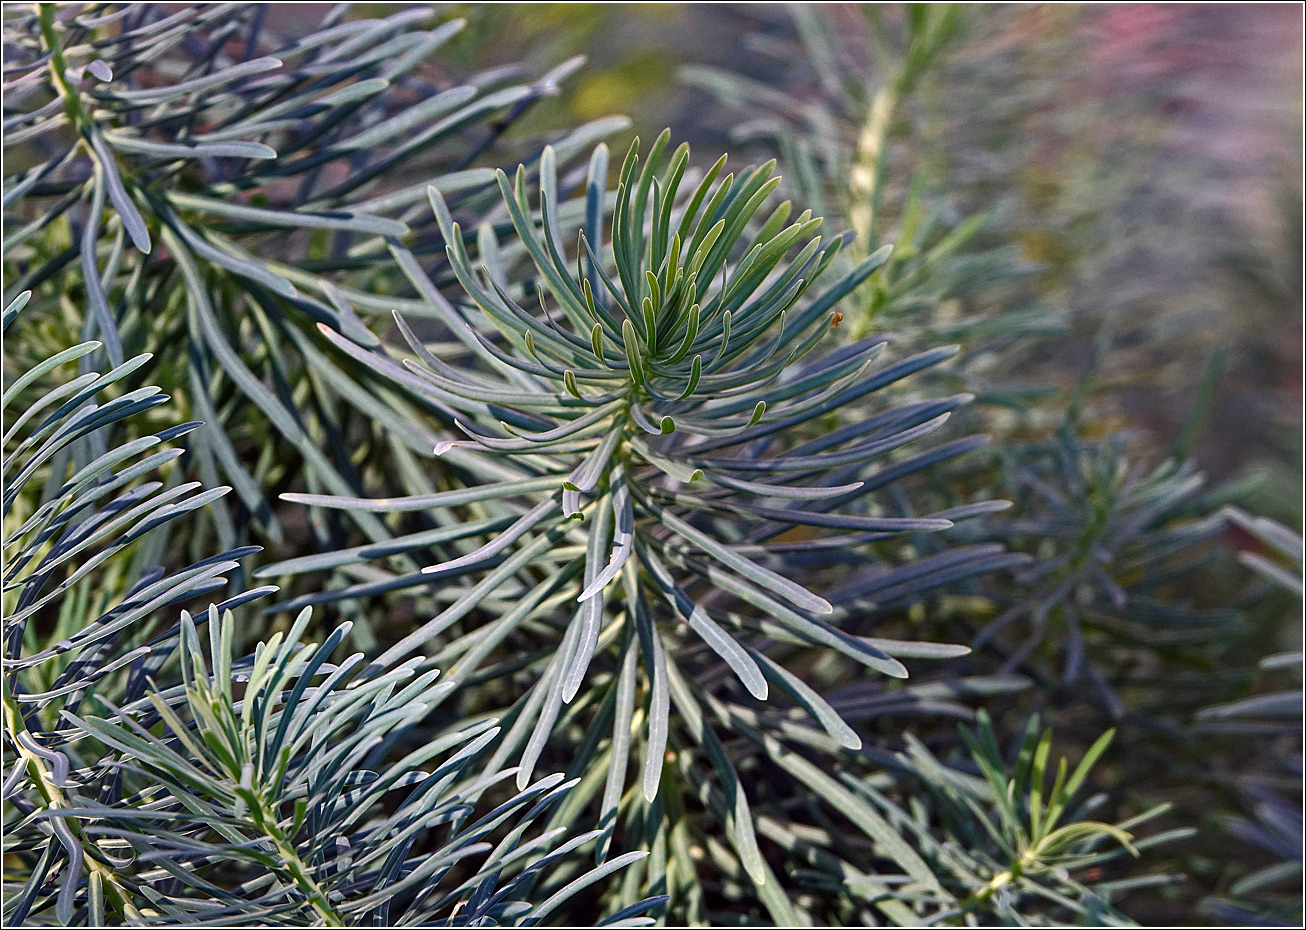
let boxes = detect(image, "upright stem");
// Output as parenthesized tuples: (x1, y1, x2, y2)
(37, 3, 95, 138)
(846, 78, 902, 340)
(253, 796, 345, 926)
(846, 84, 899, 265)
(845, 6, 962, 338)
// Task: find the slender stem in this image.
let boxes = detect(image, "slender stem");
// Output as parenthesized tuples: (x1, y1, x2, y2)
(37, 3, 94, 137)
(253, 796, 345, 927)
(846, 78, 903, 341)
(846, 7, 962, 338)
(846, 84, 899, 264)
(945, 846, 1041, 924)
(3, 685, 145, 922)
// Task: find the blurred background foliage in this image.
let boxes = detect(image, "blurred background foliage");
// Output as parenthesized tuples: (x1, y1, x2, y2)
(444, 1, 1302, 524)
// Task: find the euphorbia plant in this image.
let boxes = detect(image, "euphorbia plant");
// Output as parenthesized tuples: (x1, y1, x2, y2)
(267, 134, 1009, 906)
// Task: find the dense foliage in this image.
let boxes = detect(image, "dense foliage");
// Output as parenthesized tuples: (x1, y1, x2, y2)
(4, 4, 1300, 927)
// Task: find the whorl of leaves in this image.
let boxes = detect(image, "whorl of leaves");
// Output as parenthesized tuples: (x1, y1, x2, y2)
(250, 133, 1026, 908)
(816, 712, 1179, 926)
(41, 606, 660, 927)
(1, 290, 656, 926)
(3, 2, 624, 557)
(969, 429, 1233, 717)
(9, 6, 1282, 927)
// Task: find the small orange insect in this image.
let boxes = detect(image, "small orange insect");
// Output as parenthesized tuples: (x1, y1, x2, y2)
(831, 311, 843, 328)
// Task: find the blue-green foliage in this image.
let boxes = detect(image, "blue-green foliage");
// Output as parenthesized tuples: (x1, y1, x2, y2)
(2, 290, 658, 926)
(5, 4, 1296, 928)
(3, 2, 623, 561)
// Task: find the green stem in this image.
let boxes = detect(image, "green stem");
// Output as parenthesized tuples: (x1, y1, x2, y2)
(846, 84, 899, 264)
(946, 846, 1041, 923)
(846, 6, 963, 339)
(253, 796, 345, 926)
(846, 78, 904, 341)
(37, 3, 95, 137)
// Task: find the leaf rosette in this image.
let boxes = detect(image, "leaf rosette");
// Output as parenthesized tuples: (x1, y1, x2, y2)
(282, 132, 993, 811)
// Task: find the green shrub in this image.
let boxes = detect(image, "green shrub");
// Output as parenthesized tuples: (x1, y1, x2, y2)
(4, 4, 1298, 927)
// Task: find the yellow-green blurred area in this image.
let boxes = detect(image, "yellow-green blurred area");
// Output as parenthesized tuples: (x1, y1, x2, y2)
(353, 3, 1300, 521)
